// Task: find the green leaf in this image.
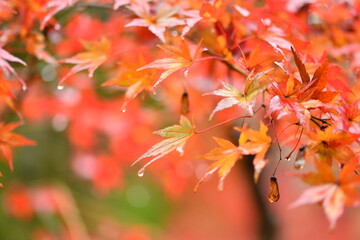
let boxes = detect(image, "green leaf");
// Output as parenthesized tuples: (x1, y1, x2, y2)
(207, 69, 272, 119)
(132, 116, 195, 176)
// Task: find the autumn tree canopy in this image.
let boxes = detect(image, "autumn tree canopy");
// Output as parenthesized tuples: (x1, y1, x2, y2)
(1, 0, 360, 238)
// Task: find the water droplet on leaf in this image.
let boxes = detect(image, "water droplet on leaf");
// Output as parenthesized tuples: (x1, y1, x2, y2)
(137, 168, 145, 177)
(294, 159, 305, 169)
(184, 69, 189, 77)
(268, 176, 280, 203)
(121, 108, 126, 113)
(294, 145, 306, 170)
(57, 85, 64, 90)
(285, 156, 291, 161)
(22, 85, 27, 91)
(176, 146, 184, 155)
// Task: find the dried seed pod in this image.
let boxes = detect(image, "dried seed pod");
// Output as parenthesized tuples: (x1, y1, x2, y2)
(180, 91, 190, 115)
(294, 145, 306, 170)
(268, 176, 280, 203)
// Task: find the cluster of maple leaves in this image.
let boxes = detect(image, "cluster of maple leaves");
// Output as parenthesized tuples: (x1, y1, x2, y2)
(1, 0, 360, 230)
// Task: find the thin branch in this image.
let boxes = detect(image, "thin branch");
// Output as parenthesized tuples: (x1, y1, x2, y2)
(285, 127, 304, 161)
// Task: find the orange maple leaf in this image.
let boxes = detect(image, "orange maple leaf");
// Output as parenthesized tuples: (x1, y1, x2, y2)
(0, 73, 22, 117)
(102, 55, 157, 111)
(290, 47, 337, 103)
(241, 45, 282, 70)
(200, 1, 222, 23)
(0, 122, 36, 171)
(268, 48, 338, 127)
(195, 137, 240, 192)
(195, 122, 271, 191)
(59, 37, 111, 86)
(235, 122, 272, 182)
(138, 40, 205, 89)
(306, 126, 356, 165)
(25, 33, 56, 64)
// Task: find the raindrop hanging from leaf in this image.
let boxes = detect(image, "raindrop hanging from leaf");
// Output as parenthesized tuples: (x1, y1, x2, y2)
(294, 145, 306, 170)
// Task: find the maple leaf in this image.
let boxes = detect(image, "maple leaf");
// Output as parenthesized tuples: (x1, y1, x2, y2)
(240, 45, 281, 70)
(257, 19, 292, 55)
(207, 69, 272, 120)
(195, 122, 271, 191)
(0, 0, 14, 15)
(59, 37, 111, 86)
(102, 55, 157, 111)
(132, 116, 195, 177)
(125, 2, 185, 42)
(195, 137, 240, 192)
(180, 9, 202, 38)
(290, 159, 360, 229)
(25, 33, 56, 64)
(138, 40, 205, 89)
(0, 122, 36, 171)
(336, 100, 360, 134)
(0, 73, 22, 117)
(40, 0, 77, 30)
(268, 81, 310, 126)
(306, 126, 355, 165)
(0, 47, 27, 90)
(199, 0, 226, 23)
(235, 122, 272, 182)
(290, 47, 337, 103)
(291, 47, 310, 84)
(268, 48, 338, 127)
(0, 75, 15, 100)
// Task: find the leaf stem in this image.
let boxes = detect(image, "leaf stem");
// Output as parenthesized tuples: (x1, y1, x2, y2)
(262, 103, 282, 176)
(195, 105, 263, 134)
(285, 127, 304, 160)
(195, 114, 252, 134)
(271, 122, 299, 144)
